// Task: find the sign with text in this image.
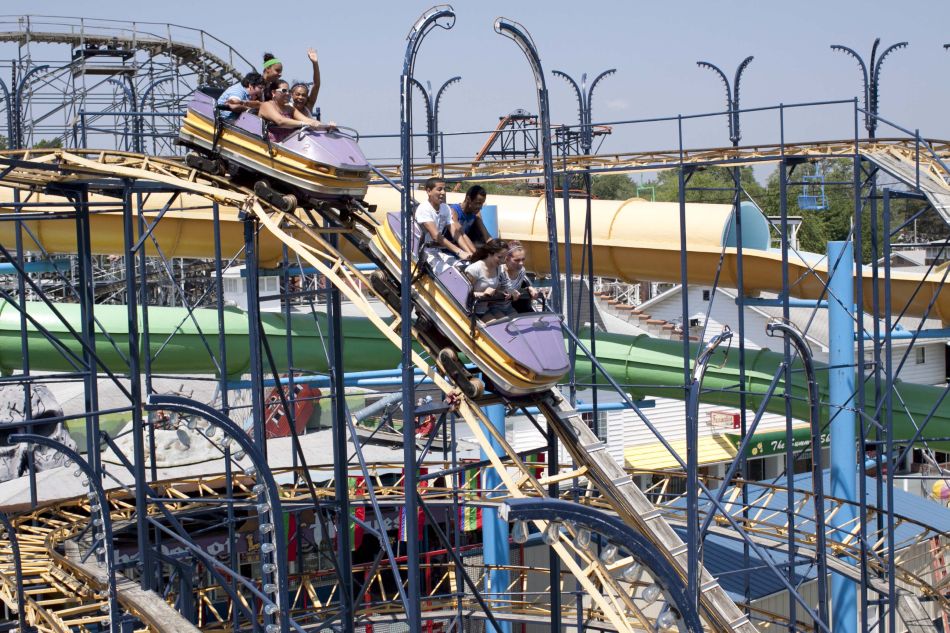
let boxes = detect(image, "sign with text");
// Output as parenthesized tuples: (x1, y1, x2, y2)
(726, 427, 829, 458)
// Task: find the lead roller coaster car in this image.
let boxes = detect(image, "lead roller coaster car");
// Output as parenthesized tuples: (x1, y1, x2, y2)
(369, 213, 569, 397)
(178, 87, 371, 212)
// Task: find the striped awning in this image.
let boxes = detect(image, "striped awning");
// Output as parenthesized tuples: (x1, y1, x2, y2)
(624, 425, 818, 471)
(624, 435, 737, 471)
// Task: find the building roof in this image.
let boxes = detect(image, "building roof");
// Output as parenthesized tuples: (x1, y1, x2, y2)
(669, 471, 950, 600)
(878, 249, 927, 267)
(636, 284, 945, 351)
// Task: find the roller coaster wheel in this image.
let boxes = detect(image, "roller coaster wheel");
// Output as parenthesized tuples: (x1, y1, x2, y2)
(415, 314, 436, 335)
(185, 151, 224, 176)
(438, 348, 484, 398)
(369, 270, 400, 308)
(226, 160, 246, 178)
(413, 314, 452, 351)
(254, 180, 297, 213)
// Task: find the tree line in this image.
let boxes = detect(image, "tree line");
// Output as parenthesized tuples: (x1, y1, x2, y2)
(471, 161, 938, 262)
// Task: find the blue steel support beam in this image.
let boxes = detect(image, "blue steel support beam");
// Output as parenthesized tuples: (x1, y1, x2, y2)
(470, 192, 509, 633)
(0, 512, 27, 633)
(827, 240, 857, 633)
(145, 395, 295, 633)
(481, 405, 510, 633)
(10, 433, 122, 632)
(502, 498, 703, 633)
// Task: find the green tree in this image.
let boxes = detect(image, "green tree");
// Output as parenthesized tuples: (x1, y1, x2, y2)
(647, 165, 769, 206)
(762, 158, 938, 262)
(32, 138, 63, 149)
(589, 173, 638, 200)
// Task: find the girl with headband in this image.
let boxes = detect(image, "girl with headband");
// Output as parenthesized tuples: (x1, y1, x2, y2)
(261, 53, 283, 101)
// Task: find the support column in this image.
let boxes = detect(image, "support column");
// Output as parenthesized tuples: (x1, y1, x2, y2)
(481, 405, 510, 633)
(827, 240, 856, 633)
(477, 204, 510, 631)
(243, 218, 266, 450)
(476, 205, 510, 631)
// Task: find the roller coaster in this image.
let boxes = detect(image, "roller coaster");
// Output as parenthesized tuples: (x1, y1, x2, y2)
(0, 7, 948, 633)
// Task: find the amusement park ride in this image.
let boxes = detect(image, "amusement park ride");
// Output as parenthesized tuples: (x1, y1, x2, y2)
(0, 7, 947, 633)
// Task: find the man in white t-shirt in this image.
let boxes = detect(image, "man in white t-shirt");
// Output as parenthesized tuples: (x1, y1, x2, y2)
(414, 177, 472, 260)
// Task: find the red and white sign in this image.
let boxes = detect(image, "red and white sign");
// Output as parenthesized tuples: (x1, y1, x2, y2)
(708, 410, 740, 433)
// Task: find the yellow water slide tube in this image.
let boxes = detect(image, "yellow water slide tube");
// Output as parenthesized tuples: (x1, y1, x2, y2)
(0, 185, 947, 323)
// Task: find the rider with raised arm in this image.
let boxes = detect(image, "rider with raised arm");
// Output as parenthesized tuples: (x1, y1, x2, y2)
(291, 48, 322, 118)
(259, 80, 334, 142)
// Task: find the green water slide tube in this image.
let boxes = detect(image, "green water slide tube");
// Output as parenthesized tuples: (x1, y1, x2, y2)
(2, 301, 946, 450)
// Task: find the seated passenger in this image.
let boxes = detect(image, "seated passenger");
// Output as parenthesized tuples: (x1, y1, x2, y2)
(261, 53, 284, 101)
(291, 48, 322, 118)
(501, 240, 541, 313)
(258, 80, 334, 142)
(217, 72, 264, 120)
(450, 185, 493, 252)
(414, 177, 472, 260)
(465, 241, 517, 322)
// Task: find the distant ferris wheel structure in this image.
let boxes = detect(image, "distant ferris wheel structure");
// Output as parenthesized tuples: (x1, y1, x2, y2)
(0, 15, 253, 153)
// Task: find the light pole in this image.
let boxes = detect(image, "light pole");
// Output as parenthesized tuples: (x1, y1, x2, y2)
(13, 65, 49, 149)
(399, 8, 455, 633)
(137, 76, 174, 154)
(550, 68, 615, 155)
(831, 38, 907, 139)
(495, 17, 561, 313)
(409, 76, 461, 164)
(696, 56, 753, 147)
(494, 21, 564, 633)
(696, 54, 755, 617)
(549, 67, 615, 422)
(107, 77, 137, 153)
(0, 78, 13, 149)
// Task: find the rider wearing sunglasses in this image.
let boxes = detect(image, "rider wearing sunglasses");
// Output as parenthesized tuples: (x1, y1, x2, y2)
(258, 79, 335, 141)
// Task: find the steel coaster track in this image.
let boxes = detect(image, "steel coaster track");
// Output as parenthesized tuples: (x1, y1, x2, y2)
(0, 147, 945, 630)
(0, 17, 250, 86)
(372, 137, 950, 183)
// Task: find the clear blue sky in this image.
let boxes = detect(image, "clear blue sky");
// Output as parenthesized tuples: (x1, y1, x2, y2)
(3, 1, 950, 166)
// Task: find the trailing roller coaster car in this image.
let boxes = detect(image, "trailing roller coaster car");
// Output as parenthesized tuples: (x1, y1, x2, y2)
(369, 212, 569, 398)
(178, 87, 371, 212)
